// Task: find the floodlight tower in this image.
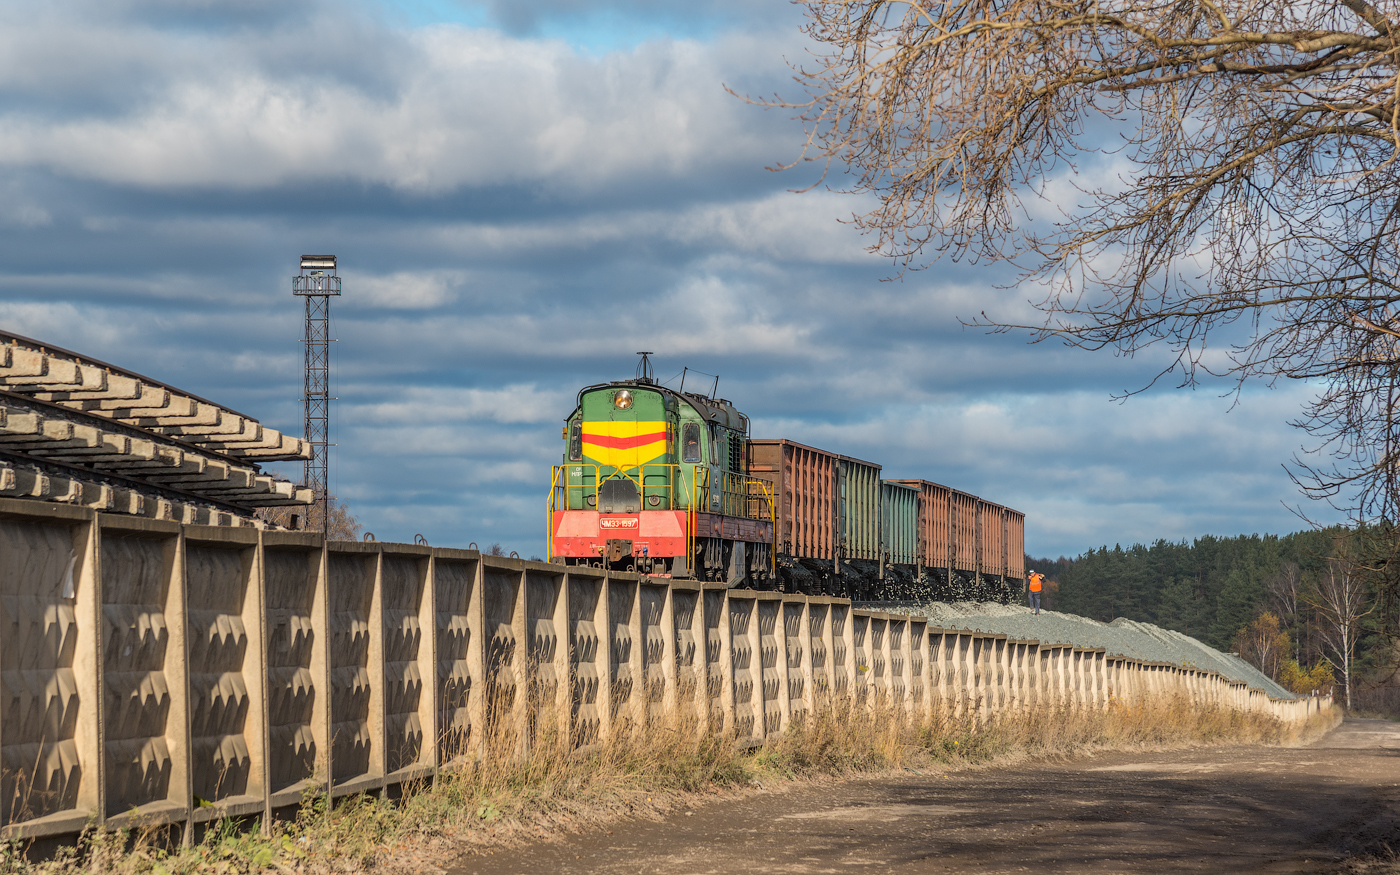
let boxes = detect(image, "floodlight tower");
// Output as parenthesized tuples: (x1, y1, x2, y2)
(294, 254, 340, 531)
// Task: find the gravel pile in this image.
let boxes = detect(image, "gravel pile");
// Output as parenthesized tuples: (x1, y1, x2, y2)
(877, 601, 1294, 700)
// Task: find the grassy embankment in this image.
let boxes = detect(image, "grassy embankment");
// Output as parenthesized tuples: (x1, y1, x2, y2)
(0, 693, 1339, 875)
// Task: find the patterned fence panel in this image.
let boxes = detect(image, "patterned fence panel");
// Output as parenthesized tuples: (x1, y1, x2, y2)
(0, 497, 1331, 842)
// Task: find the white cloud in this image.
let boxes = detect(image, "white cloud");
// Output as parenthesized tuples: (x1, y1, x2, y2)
(0, 16, 798, 194)
(666, 191, 872, 264)
(348, 383, 571, 425)
(350, 270, 465, 309)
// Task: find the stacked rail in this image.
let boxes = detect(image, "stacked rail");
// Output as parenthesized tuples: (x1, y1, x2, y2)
(0, 497, 1326, 842)
(0, 331, 311, 522)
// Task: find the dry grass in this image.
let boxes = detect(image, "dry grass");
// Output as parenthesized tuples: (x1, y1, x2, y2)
(0, 693, 1339, 875)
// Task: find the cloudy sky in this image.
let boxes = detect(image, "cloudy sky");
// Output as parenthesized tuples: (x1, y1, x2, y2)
(0, 0, 1343, 558)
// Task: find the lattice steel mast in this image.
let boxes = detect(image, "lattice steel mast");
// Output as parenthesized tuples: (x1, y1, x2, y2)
(294, 255, 340, 530)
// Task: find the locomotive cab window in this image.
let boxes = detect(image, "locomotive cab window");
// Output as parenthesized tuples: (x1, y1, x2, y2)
(681, 422, 701, 463)
(568, 421, 583, 461)
(709, 424, 720, 465)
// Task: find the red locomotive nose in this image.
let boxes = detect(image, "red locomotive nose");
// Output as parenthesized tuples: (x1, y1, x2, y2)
(551, 510, 687, 560)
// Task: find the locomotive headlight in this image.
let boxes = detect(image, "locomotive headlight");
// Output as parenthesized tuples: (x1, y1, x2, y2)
(613, 390, 633, 409)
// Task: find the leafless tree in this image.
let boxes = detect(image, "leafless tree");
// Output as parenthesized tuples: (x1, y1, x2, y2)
(1234, 611, 1290, 679)
(769, 0, 1400, 520)
(1266, 562, 1302, 626)
(1265, 560, 1303, 658)
(1307, 557, 1375, 708)
(257, 492, 363, 541)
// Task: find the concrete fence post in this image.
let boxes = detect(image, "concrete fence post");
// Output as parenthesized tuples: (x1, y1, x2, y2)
(1024, 644, 1039, 710)
(873, 615, 892, 703)
(1059, 647, 1072, 709)
(1076, 649, 1090, 710)
(725, 593, 757, 741)
(990, 637, 1005, 714)
(575, 568, 609, 744)
(961, 635, 976, 722)
(1013, 638, 1024, 714)
(636, 581, 667, 731)
(667, 581, 704, 737)
(930, 627, 942, 720)
(624, 577, 645, 733)
(526, 565, 569, 752)
(908, 618, 927, 718)
(364, 552, 388, 787)
(657, 581, 678, 731)
(755, 594, 782, 738)
(1094, 651, 1106, 710)
(928, 629, 945, 720)
(852, 613, 870, 706)
(985, 636, 998, 714)
(835, 603, 854, 707)
(803, 600, 824, 718)
(786, 598, 809, 728)
(1041, 644, 1052, 705)
(892, 616, 910, 714)
(419, 552, 440, 782)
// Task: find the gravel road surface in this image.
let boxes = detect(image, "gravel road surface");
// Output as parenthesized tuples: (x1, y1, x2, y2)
(453, 718, 1400, 874)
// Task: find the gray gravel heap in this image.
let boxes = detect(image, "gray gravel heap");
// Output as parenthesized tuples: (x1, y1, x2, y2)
(884, 601, 1294, 700)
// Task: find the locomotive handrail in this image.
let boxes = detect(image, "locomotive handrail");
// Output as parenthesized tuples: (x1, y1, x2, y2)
(550, 463, 687, 511)
(548, 463, 691, 563)
(693, 468, 778, 575)
(750, 476, 778, 574)
(548, 464, 776, 575)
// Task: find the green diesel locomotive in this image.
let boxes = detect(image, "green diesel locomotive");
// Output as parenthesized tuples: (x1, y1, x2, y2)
(547, 354, 775, 584)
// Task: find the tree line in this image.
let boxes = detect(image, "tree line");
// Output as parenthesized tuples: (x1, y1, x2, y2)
(1029, 527, 1400, 708)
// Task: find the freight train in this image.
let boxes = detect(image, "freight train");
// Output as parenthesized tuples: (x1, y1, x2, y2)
(546, 356, 1024, 602)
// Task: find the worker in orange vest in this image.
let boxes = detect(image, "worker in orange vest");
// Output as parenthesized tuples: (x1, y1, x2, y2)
(1027, 570, 1044, 615)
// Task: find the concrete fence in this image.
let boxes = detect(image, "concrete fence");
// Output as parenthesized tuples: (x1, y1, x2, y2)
(0, 498, 1329, 842)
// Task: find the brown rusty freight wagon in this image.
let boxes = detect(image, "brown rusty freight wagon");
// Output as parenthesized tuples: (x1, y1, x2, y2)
(746, 439, 881, 576)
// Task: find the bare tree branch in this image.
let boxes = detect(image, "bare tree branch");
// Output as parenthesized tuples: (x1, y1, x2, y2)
(768, 0, 1400, 520)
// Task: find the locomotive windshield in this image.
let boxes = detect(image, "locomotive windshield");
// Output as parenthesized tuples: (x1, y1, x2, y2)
(568, 421, 582, 461)
(682, 422, 701, 463)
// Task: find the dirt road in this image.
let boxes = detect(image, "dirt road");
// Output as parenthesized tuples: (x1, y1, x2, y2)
(453, 718, 1400, 874)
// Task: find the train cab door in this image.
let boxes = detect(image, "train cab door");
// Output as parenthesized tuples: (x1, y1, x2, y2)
(707, 423, 722, 513)
(680, 421, 703, 511)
